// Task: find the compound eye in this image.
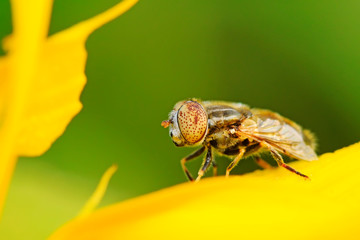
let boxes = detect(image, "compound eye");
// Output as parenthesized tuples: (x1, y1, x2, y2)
(177, 101, 208, 144)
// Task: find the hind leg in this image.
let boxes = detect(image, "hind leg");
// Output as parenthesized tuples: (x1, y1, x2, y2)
(212, 161, 217, 177)
(260, 142, 309, 179)
(254, 156, 273, 169)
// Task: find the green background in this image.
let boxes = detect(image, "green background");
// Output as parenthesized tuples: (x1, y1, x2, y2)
(0, 0, 359, 239)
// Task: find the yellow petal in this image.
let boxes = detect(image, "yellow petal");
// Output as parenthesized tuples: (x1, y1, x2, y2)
(0, 0, 137, 215)
(0, 58, 8, 123)
(16, 0, 138, 156)
(49, 142, 360, 240)
(78, 165, 118, 218)
(0, 0, 53, 215)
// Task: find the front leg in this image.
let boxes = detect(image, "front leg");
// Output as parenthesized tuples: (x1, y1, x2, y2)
(195, 148, 213, 182)
(180, 147, 205, 181)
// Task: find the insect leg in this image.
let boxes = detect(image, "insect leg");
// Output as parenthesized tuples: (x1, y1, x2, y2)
(180, 147, 205, 181)
(225, 148, 246, 177)
(254, 156, 273, 169)
(212, 160, 218, 177)
(195, 149, 213, 182)
(258, 141, 309, 179)
(266, 146, 309, 179)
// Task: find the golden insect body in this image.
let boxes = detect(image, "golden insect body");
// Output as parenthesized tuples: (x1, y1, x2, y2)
(161, 99, 317, 181)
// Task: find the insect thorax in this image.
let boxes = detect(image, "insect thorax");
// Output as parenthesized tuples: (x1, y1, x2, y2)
(204, 104, 256, 156)
(206, 105, 244, 128)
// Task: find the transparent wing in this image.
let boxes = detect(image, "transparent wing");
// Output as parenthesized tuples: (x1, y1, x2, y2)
(240, 111, 317, 161)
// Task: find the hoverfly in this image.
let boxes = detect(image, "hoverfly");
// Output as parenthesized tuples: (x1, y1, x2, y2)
(161, 99, 317, 182)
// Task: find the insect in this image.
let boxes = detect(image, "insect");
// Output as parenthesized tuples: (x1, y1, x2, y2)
(161, 99, 317, 182)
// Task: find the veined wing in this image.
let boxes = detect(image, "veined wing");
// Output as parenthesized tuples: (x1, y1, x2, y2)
(240, 110, 317, 161)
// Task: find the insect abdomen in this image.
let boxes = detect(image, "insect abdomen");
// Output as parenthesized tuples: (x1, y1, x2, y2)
(302, 129, 317, 150)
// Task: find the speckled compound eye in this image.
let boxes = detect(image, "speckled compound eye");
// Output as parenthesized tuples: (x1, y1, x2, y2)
(177, 101, 208, 144)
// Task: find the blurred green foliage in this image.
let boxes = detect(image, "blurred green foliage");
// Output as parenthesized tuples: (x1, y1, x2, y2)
(0, 0, 359, 239)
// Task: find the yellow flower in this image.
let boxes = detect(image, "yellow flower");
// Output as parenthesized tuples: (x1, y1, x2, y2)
(2, 1, 359, 239)
(0, 0, 138, 215)
(49, 142, 360, 239)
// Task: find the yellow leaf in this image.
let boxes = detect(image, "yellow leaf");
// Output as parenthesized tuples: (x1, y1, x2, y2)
(49, 142, 360, 240)
(0, 0, 137, 215)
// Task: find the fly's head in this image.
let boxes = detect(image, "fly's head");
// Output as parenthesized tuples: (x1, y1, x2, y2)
(161, 99, 208, 147)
